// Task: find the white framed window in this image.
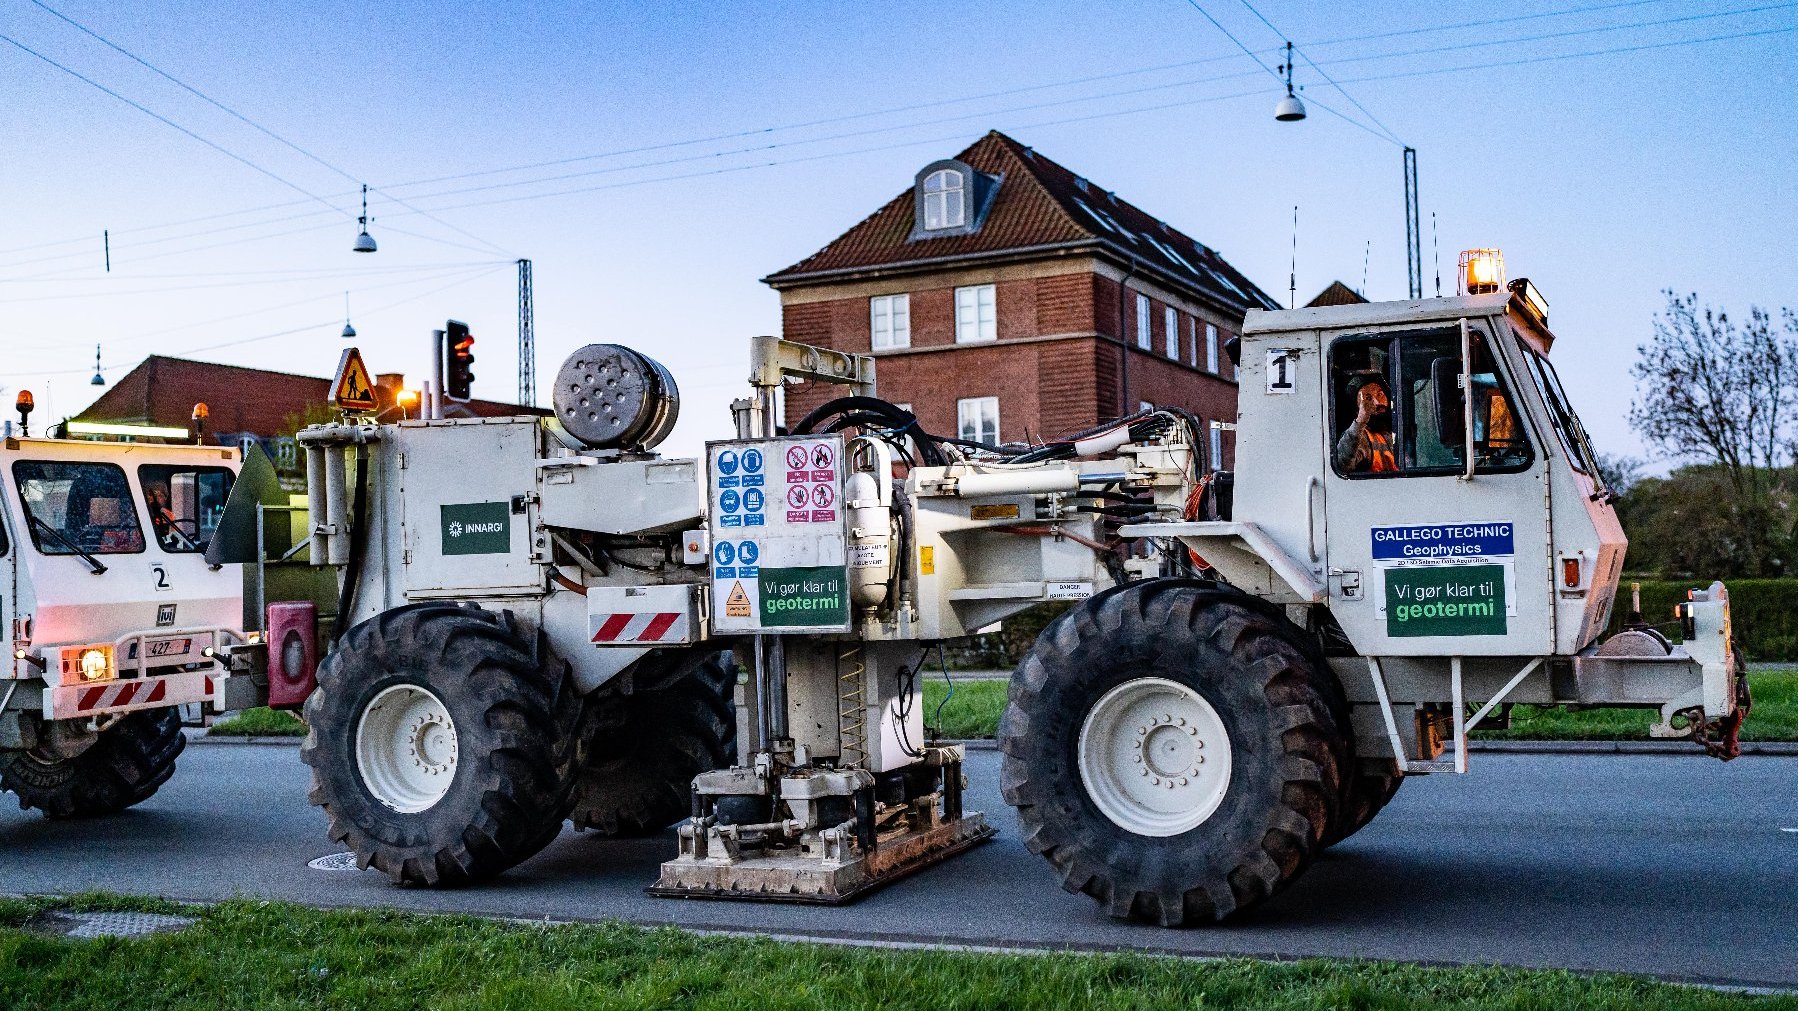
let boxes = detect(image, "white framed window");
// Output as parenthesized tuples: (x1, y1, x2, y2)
(958, 396, 1000, 447)
(870, 294, 911, 350)
(1205, 322, 1219, 373)
(1208, 422, 1225, 472)
(1188, 314, 1199, 367)
(955, 284, 996, 343)
(1135, 293, 1151, 350)
(922, 169, 966, 230)
(1164, 306, 1179, 360)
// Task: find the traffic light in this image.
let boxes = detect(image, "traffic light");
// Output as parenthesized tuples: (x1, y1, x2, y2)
(445, 319, 474, 401)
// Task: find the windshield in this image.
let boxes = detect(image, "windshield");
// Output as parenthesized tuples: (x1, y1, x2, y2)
(138, 464, 234, 553)
(1518, 341, 1608, 491)
(12, 461, 146, 555)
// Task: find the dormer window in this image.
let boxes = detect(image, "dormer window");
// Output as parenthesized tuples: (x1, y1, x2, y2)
(922, 169, 965, 230)
(909, 159, 998, 240)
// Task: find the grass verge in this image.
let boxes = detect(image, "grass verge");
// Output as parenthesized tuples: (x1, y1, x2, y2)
(1, 897, 1789, 1010)
(924, 671, 1798, 742)
(206, 706, 306, 737)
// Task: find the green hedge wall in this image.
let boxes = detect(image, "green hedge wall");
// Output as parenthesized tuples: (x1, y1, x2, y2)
(959, 579, 1798, 669)
(1609, 578, 1798, 662)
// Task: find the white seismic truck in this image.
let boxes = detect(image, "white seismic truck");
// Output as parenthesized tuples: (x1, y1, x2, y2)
(289, 263, 1743, 923)
(1, 417, 268, 818)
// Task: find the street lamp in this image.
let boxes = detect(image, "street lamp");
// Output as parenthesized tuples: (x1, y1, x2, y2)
(353, 184, 377, 253)
(1274, 42, 1306, 122)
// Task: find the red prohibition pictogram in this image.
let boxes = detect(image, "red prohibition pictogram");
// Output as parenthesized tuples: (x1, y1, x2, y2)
(810, 483, 835, 508)
(811, 444, 834, 470)
(787, 485, 810, 509)
(786, 445, 808, 470)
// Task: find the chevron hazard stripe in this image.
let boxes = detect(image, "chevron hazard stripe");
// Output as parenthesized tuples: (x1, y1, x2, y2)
(589, 611, 688, 644)
(47, 669, 210, 719)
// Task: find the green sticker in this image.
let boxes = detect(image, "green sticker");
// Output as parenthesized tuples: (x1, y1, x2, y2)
(1385, 564, 1506, 637)
(441, 502, 511, 555)
(758, 566, 847, 627)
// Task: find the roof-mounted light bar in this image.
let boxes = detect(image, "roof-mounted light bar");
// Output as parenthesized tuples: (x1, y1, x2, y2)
(64, 421, 190, 440)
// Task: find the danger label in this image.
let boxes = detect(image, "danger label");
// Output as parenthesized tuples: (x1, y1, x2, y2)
(724, 581, 752, 617)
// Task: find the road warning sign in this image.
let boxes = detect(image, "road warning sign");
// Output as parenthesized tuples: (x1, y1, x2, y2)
(332, 347, 378, 412)
(724, 581, 752, 617)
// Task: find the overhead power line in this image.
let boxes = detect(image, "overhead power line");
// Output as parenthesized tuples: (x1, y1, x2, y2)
(21, 0, 511, 257)
(0, 29, 346, 217)
(3, 0, 1776, 263)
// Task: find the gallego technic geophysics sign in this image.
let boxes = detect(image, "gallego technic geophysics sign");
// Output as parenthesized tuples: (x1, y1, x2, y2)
(1372, 522, 1516, 637)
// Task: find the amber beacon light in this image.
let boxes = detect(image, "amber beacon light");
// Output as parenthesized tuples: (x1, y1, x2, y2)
(1459, 248, 1505, 295)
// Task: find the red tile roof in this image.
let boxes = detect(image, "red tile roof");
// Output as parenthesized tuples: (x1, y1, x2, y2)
(764, 131, 1277, 313)
(75, 355, 538, 441)
(1306, 281, 1369, 307)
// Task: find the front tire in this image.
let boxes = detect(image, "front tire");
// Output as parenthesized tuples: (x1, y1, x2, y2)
(300, 603, 581, 886)
(0, 708, 185, 819)
(1000, 580, 1346, 925)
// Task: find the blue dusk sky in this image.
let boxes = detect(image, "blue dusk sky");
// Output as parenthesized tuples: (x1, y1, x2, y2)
(1, 0, 1793, 461)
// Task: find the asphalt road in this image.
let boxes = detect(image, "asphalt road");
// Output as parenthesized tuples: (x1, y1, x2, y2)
(3, 744, 1795, 989)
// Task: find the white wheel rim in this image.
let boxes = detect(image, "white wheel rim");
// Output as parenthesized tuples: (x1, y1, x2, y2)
(1077, 677, 1233, 837)
(355, 684, 459, 814)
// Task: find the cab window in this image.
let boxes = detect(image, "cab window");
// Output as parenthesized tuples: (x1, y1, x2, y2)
(12, 461, 147, 554)
(138, 464, 234, 553)
(1329, 327, 1534, 478)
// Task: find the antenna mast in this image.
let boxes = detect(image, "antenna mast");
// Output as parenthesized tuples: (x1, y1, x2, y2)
(517, 258, 535, 408)
(1403, 147, 1421, 299)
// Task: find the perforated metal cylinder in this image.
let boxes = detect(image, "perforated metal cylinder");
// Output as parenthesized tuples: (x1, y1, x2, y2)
(553, 344, 681, 450)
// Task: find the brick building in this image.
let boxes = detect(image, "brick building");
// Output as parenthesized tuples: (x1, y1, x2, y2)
(762, 131, 1279, 466)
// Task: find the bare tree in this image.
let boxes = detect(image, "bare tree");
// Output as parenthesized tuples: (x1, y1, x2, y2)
(1630, 291, 1798, 496)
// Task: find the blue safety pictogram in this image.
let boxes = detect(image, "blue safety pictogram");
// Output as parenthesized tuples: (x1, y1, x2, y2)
(716, 450, 739, 476)
(714, 541, 736, 566)
(720, 489, 741, 513)
(743, 488, 764, 513)
(742, 448, 764, 473)
(738, 540, 759, 565)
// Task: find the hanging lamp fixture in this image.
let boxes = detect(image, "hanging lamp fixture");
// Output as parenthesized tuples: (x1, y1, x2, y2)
(352, 184, 378, 253)
(90, 343, 106, 386)
(341, 291, 357, 339)
(1274, 42, 1307, 122)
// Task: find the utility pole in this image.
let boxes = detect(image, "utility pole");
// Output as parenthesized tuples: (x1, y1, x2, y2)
(1403, 148, 1421, 300)
(517, 258, 535, 408)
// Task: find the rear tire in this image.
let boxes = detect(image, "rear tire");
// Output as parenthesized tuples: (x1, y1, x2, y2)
(0, 708, 185, 819)
(300, 603, 581, 886)
(569, 649, 736, 836)
(1000, 580, 1346, 925)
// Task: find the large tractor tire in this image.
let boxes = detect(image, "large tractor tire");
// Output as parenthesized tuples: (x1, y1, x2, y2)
(301, 603, 582, 886)
(999, 580, 1347, 926)
(569, 649, 736, 836)
(1324, 760, 1403, 847)
(0, 708, 185, 819)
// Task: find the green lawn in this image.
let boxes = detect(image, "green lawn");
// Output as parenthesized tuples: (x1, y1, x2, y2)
(924, 671, 1798, 743)
(206, 706, 307, 737)
(0, 895, 1786, 1011)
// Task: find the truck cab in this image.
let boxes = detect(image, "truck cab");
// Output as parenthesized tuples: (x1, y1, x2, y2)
(1, 424, 262, 818)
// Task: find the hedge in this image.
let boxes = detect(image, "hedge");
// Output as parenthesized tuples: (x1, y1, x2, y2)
(1608, 578, 1798, 662)
(956, 579, 1798, 669)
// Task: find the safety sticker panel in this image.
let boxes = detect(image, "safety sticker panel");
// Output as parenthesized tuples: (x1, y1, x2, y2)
(707, 436, 848, 633)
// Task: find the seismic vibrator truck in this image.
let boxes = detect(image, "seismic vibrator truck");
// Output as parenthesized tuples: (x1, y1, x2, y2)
(1, 406, 267, 818)
(277, 254, 1742, 924)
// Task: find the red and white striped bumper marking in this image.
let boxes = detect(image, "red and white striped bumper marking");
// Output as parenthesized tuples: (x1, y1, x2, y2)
(46, 669, 212, 719)
(590, 611, 688, 645)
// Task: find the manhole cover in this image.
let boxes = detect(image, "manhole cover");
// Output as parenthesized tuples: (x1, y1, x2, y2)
(26, 910, 196, 939)
(308, 851, 363, 871)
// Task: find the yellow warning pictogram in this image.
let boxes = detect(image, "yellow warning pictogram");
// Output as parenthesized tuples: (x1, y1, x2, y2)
(331, 347, 378, 412)
(724, 581, 752, 618)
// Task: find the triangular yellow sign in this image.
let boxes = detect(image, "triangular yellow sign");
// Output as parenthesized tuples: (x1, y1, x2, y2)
(724, 581, 752, 618)
(332, 347, 378, 412)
